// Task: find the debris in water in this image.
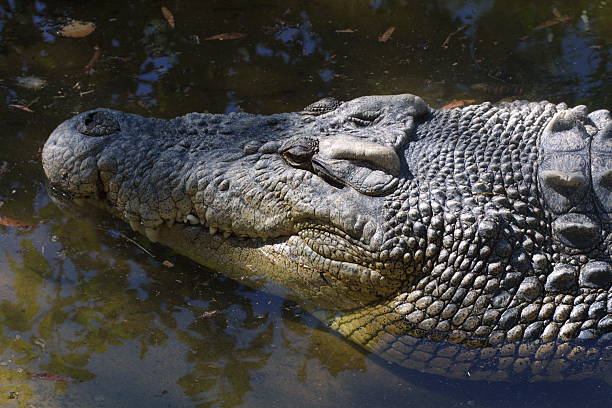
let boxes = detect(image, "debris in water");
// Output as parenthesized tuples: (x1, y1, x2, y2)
(378, 26, 395, 42)
(532, 9, 570, 31)
(58, 20, 96, 38)
(15, 75, 47, 90)
(8, 104, 34, 113)
(205, 32, 246, 40)
(0, 216, 35, 228)
(161, 7, 175, 28)
(442, 24, 468, 48)
(84, 45, 102, 73)
(162, 260, 175, 268)
(30, 372, 78, 383)
(440, 99, 476, 109)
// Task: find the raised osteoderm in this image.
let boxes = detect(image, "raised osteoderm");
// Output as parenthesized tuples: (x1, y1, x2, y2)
(42, 94, 611, 382)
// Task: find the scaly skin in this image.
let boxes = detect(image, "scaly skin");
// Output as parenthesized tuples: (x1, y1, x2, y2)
(42, 94, 611, 382)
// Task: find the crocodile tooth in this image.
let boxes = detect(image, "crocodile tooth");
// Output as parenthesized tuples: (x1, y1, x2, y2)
(209, 227, 218, 235)
(129, 220, 140, 231)
(145, 227, 159, 243)
(185, 214, 199, 225)
(223, 231, 232, 238)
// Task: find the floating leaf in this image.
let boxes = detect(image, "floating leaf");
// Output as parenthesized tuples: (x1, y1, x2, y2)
(378, 26, 395, 42)
(205, 32, 246, 41)
(199, 310, 218, 318)
(8, 104, 34, 113)
(161, 7, 175, 28)
(0, 216, 35, 228)
(162, 260, 174, 268)
(533, 19, 562, 30)
(440, 99, 476, 110)
(533, 11, 570, 30)
(58, 20, 96, 38)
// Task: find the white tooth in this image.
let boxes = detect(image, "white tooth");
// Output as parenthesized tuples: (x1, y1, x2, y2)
(223, 231, 231, 238)
(129, 220, 140, 231)
(185, 214, 199, 225)
(209, 227, 218, 235)
(145, 227, 159, 243)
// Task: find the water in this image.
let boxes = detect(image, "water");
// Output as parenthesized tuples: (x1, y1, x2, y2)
(0, 0, 610, 406)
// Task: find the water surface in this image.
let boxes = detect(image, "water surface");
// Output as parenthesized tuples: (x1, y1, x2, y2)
(0, 1, 610, 407)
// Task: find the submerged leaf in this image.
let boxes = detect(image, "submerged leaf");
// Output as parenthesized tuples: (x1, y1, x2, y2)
(58, 20, 96, 38)
(205, 32, 246, 41)
(84, 45, 102, 73)
(8, 104, 34, 113)
(378, 26, 395, 42)
(533, 19, 562, 30)
(0, 215, 35, 228)
(161, 7, 175, 28)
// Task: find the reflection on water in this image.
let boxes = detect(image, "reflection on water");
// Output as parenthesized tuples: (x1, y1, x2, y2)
(0, 0, 610, 407)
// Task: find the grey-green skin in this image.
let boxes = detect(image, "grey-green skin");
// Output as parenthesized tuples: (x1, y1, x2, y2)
(42, 94, 611, 382)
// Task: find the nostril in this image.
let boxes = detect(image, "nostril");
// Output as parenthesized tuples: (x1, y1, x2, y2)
(77, 110, 120, 136)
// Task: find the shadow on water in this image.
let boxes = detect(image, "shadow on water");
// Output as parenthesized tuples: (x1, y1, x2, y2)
(0, 0, 610, 407)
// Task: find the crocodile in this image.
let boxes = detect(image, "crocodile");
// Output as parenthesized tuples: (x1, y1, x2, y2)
(42, 94, 611, 382)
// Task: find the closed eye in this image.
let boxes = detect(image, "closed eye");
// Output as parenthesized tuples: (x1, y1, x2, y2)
(347, 110, 380, 126)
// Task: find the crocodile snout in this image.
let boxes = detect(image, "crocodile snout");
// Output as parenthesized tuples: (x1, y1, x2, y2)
(42, 110, 115, 197)
(76, 109, 120, 137)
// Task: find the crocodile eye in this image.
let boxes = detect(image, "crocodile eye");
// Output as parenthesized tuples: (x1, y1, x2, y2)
(279, 138, 318, 169)
(348, 110, 380, 126)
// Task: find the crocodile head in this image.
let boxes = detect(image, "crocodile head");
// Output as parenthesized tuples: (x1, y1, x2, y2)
(42, 94, 611, 382)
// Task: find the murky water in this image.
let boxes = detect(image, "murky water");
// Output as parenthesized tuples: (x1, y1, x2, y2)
(0, 0, 610, 407)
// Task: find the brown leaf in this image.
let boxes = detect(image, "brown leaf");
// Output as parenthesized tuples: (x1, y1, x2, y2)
(205, 32, 246, 41)
(84, 45, 101, 73)
(378, 26, 395, 42)
(533, 11, 570, 30)
(162, 260, 175, 268)
(8, 104, 33, 113)
(0, 216, 35, 228)
(161, 7, 175, 29)
(58, 20, 96, 38)
(440, 99, 476, 110)
(533, 19, 562, 30)
(335, 29, 355, 33)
